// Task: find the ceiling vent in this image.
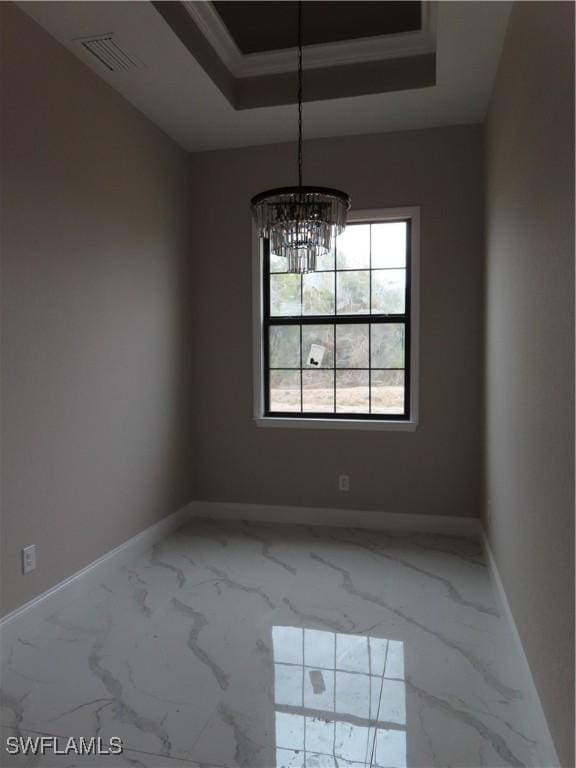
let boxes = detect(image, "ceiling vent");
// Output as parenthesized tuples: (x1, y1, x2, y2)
(75, 35, 144, 73)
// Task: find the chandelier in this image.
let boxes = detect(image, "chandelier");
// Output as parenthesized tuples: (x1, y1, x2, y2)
(251, 2, 351, 274)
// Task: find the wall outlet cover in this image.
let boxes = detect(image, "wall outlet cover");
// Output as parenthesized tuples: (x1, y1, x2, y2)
(338, 475, 350, 492)
(22, 545, 36, 575)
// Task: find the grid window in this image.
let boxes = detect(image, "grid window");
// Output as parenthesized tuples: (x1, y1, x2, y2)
(263, 217, 412, 421)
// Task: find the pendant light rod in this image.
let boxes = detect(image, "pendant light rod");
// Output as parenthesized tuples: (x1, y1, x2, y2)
(297, 0, 303, 188)
(250, 0, 350, 275)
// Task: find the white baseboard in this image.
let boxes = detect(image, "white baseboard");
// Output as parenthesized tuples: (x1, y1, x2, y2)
(482, 531, 560, 768)
(189, 500, 481, 537)
(0, 503, 194, 645)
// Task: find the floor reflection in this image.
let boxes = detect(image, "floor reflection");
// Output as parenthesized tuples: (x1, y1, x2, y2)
(273, 626, 406, 768)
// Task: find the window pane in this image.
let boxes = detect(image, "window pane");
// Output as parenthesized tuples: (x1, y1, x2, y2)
(337, 271, 370, 314)
(371, 324, 405, 369)
(371, 370, 404, 414)
(336, 224, 370, 269)
(303, 370, 334, 412)
(316, 243, 335, 271)
(271, 274, 301, 316)
(371, 270, 406, 314)
(371, 222, 407, 269)
(336, 324, 369, 368)
(303, 272, 335, 316)
(336, 370, 369, 413)
(269, 326, 300, 368)
(270, 370, 301, 412)
(270, 253, 287, 273)
(302, 325, 334, 369)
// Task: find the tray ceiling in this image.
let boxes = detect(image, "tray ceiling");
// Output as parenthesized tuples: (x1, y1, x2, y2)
(17, 1, 512, 152)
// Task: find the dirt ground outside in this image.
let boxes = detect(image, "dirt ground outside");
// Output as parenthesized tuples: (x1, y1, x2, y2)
(270, 385, 404, 414)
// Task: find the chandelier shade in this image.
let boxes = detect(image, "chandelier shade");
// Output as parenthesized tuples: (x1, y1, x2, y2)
(251, 185, 351, 273)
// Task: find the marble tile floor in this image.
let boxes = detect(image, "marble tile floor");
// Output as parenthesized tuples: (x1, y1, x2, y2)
(0, 518, 547, 768)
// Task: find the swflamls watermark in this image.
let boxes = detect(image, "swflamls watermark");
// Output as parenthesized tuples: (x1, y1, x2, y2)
(5, 736, 123, 756)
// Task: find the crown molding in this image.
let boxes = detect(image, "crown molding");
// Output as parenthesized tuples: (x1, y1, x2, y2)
(183, 1, 437, 78)
(183, 0, 243, 73)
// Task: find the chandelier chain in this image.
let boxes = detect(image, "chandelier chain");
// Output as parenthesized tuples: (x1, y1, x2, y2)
(297, 0, 303, 188)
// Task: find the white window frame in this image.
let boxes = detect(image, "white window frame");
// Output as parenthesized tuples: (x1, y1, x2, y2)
(252, 206, 420, 431)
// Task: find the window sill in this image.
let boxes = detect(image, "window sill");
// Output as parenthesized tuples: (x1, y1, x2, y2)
(254, 417, 418, 432)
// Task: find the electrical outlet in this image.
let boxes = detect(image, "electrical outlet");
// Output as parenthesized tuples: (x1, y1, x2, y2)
(22, 545, 36, 574)
(338, 474, 350, 492)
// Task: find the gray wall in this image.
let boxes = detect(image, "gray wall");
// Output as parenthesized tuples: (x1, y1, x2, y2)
(484, 2, 575, 765)
(0, 4, 195, 616)
(189, 126, 484, 517)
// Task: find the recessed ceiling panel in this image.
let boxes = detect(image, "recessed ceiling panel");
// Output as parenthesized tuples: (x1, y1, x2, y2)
(212, 1, 422, 54)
